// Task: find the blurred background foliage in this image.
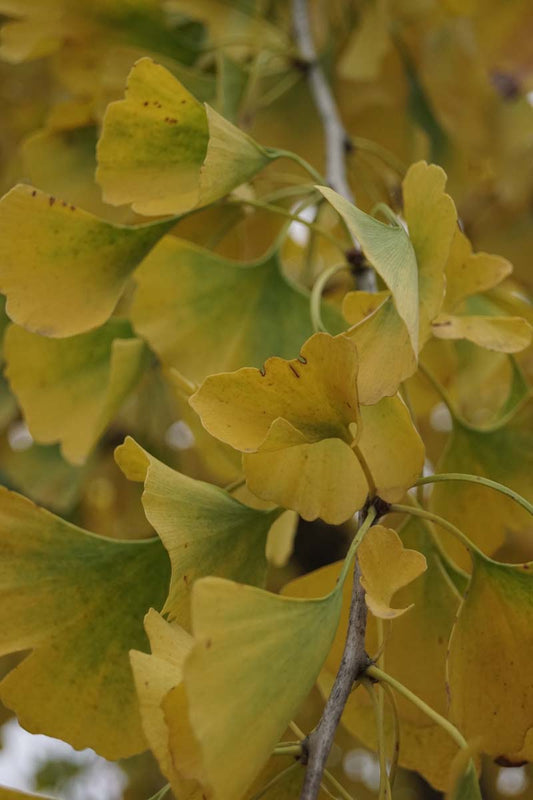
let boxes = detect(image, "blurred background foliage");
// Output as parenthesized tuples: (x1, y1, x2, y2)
(0, 0, 532, 797)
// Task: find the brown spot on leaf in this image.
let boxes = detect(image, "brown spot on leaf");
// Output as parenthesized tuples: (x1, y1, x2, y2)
(433, 320, 452, 328)
(143, 101, 149, 106)
(49, 196, 56, 206)
(289, 364, 300, 378)
(31, 190, 37, 197)
(259, 366, 266, 377)
(206, 638, 212, 649)
(495, 756, 528, 767)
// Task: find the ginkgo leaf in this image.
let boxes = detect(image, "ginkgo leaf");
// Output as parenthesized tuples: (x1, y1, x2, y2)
(131, 236, 343, 382)
(0, 486, 170, 758)
(430, 401, 533, 567)
(0, 184, 172, 337)
(164, 571, 346, 800)
(4, 320, 148, 464)
(443, 230, 513, 312)
(189, 332, 360, 451)
(130, 610, 202, 797)
(343, 291, 417, 404)
(431, 313, 532, 352)
(402, 161, 457, 343)
(358, 525, 427, 618)
(265, 509, 299, 567)
(114, 436, 279, 626)
(357, 395, 425, 503)
(243, 435, 369, 525)
(318, 186, 419, 354)
(96, 57, 272, 216)
(448, 552, 533, 757)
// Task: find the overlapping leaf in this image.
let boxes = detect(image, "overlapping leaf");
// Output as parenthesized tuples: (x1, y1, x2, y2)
(164, 570, 346, 800)
(131, 236, 343, 382)
(115, 436, 279, 627)
(191, 332, 424, 523)
(0, 184, 172, 336)
(5, 319, 148, 464)
(448, 552, 533, 758)
(97, 57, 273, 216)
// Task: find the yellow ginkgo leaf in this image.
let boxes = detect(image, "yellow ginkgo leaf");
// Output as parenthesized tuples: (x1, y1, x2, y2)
(443, 229, 513, 312)
(357, 395, 425, 503)
(130, 610, 203, 798)
(0, 184, 171, 337)
(165, 570, 346, 800)
(115, 436, 279, 626)
(131, 236, 343, 382)
(448, 552, 533, 757)
(318, 186, 419, 354)
(337, 0, 390, 81)
(343, 291, 417, 404)
(402, 161, 457, 343)
(265, 509, 299, 567)
(243, 435, 369, 525)
(97, 57, 272, 216)
(431, 313, 532, 353)
(358, 525, 427, 618)
(189, 332, 360, 452)
(5, 320, 148, 464)
(0, 485, 170, 759)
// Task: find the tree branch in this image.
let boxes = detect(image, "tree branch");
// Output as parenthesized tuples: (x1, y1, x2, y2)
(291, 0, 376, 292)
(299, 556, 371, 799)
(291, 0, 353, 201)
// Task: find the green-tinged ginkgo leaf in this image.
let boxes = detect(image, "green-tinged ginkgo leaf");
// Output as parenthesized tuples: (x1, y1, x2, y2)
(285, 517, 465, 791)
(0, 184, 172, 337)
(431, 313, 532, 352)
(448, 552, 533, 757)
(164, 571, 346, 800)
(402, 161, 457, 343)
(358, 525, 427, 618)
(131, 236, 344, 382)
(189, 332, 360, 451)
(343, 291, 417, 404)
(443, 229, 513, 312)
(318, 186, 419, 354)
(115, 436, 278, 626)
(430, 401, 533, 567)
(357, 395, 425, 503)
(4, 320, 148, 464)
(0, 485, 170, 758)
(96, 57, 272, 216)
(130, 610, 202, 798)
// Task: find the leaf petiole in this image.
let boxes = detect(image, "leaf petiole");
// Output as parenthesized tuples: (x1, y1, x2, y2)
(366, 665, 468, 751)
(414, 473, 533, 517)
(310, 263, 350, 332)
(389, 503, 484, 560)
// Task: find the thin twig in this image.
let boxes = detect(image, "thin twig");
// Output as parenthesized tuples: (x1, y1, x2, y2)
(300, 558, 371, 799)
(291, 0, 376, 293)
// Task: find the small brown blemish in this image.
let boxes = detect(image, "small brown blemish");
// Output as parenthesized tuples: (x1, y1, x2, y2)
(166, 117, 177, 124)
(183, 574, 190, 586)
(183, 542, 189, 549)
(205, 638, 212, 649)
(523, 564, 530, 570)
(61, 200, 67, 207)
(49, 196, 56, 206)
(70, 205, 76, 211)
(289, 363, 300, 378)
(31, 190, 37, 197)
(143, 100, 149, 106)
(433, 320, 452, 328)
(259, 366, 266, 377)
